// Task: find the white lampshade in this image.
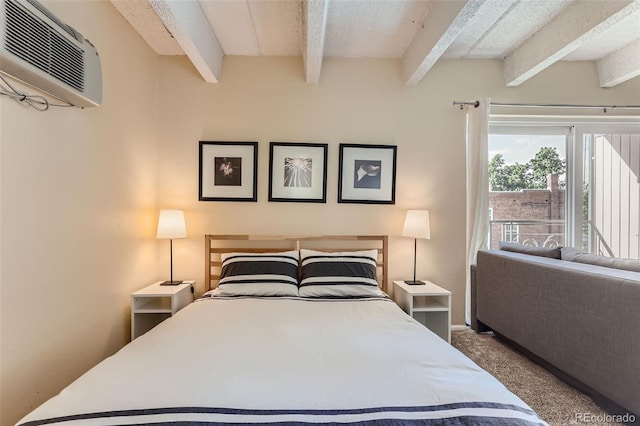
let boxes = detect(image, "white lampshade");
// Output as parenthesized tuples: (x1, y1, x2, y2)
(156, 210, 187, 239)
(402, 210, 431, 240)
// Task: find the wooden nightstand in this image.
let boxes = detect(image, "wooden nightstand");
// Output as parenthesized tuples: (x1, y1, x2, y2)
(393, 280, 451, 343)
(131, 281, 194, 340)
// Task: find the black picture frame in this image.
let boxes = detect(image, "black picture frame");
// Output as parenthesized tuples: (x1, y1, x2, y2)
(338, 143, 397, 204)
(199, 141, 258, 202)
(268, 142, 328, 203)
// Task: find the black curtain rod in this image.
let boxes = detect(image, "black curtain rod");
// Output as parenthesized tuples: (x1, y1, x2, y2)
(452, 100, 640, 112)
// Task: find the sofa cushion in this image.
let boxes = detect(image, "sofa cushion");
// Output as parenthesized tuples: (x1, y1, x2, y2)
(474, 249, 640, 415)
(499, 241, 561, 259)
(561, 247, 640, 273)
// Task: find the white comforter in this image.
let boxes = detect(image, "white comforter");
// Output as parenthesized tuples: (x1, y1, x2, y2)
(18, 296, 547, 425)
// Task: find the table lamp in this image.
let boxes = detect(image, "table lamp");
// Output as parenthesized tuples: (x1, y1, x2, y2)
(157, 209, 187, 285)
(402, 210, 431, 285)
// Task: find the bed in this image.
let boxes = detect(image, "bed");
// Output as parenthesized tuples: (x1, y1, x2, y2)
(17, 235, 547, 426)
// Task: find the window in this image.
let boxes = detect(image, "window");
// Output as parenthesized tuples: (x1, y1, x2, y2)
(487, 126, 568, 249)
(488, 118, 640, 259)
(578, 130, 640, 258)
(502, 223, 519, 242)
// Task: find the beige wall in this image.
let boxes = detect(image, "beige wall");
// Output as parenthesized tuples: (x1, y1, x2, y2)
(0, 1, 160, 424)
(156, 54, 640, 327)
(1, 1, 640, 424)
(157, 55, 475, 321)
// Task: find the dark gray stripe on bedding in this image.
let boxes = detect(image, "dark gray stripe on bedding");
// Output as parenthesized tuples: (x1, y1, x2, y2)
(17, 402, 543, 426)
(300, 281, 378, 287)
(138, 418, 543, 425)
(198, 295, 390, 302)
(301, 261, 376, 283)
(302, 255, 376, 262)
(221, 261, 298, 280)
(224, 255, 298, 263)
(219, 278, 297, 286)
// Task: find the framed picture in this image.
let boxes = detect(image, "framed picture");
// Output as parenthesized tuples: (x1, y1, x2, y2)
(269, 142, 328, 203)
(199, 141, 258, 202)
(338, 143, 397, 204)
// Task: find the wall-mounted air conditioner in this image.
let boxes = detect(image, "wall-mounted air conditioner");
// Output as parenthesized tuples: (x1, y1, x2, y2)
(0, 0, 102, 108)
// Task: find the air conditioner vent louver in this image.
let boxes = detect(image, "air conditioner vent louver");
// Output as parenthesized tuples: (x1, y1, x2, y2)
(24, 0, 78, 41)
(3, 0, 84, 91)
(0, 0, 101, 107)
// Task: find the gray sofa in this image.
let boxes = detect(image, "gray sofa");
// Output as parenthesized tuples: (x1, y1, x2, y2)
(471, 246, 640, 417)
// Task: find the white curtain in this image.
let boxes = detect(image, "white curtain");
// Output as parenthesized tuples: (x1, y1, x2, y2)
(465, 97, 491, 325)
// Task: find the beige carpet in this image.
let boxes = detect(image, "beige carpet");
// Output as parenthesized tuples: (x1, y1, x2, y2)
(451, 328, 625, 426)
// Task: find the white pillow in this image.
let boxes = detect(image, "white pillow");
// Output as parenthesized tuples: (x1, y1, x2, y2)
(216, 251, 299, 297)
(298, 249, 384, 298)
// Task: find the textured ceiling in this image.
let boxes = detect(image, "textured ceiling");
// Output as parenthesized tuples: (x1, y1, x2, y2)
(111, 0, 640, 87)
(323, 1, 430, 58)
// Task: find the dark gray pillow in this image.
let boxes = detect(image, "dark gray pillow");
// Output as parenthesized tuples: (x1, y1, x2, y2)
(498, 241, 562, 259)
(561, 247, 640, 273)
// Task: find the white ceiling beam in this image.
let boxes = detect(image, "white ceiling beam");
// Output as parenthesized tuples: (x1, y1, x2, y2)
(302, 0, 329, 84)
(149, 0, 224, 83)
(401, 0, 487, 86)
(503, 0, 640, 87)
(597, 39, 640, 88)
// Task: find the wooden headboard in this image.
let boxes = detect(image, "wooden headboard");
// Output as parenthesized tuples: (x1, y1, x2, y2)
(204, 235, 389, 293)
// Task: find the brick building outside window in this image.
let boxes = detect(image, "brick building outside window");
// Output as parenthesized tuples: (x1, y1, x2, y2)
(489, 174, 564, 250)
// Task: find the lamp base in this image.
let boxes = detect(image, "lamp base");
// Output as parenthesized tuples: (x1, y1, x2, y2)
(405, 280, 425, 285)
(160, 280, 183, 286)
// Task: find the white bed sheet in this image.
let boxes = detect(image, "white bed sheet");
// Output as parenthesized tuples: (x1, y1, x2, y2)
(18, 296, 547, 425)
